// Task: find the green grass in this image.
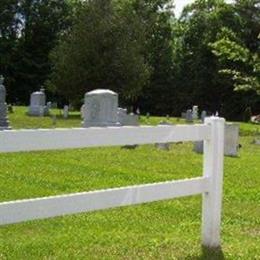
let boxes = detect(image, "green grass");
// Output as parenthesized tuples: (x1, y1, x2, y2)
(0, 107, 259, 259)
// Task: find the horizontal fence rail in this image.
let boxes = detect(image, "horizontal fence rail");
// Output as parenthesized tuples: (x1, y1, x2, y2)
(0, 177, 209, 225)
(0, 124, 210, 153)
(0, 117, 225, 249)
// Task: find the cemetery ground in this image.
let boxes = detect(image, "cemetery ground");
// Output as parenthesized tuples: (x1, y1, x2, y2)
(0, 107, 259, 259)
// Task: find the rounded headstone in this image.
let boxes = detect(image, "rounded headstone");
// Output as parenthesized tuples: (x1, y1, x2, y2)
(83, 89, 119, 127)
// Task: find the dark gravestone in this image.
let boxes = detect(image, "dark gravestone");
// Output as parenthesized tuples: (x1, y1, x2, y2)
(0, 76, 11, 130)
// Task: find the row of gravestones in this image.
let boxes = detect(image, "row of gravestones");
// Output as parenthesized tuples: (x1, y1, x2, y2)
(0, 77, 256, 154)
(182, 106, 207, 123)
(28, 88, 139, 126)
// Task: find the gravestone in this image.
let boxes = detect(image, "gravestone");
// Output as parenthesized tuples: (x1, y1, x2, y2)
(192, 106, 199, 120)
(0, 76, 11, 130)
(186, 109, 193, 123)
(118, 108, 139, 126)
(155, 121, 173, 151)
(80, 104, 85, 119)
(28, 88, 49, 116)
(254, 139, 260, 145)
(181, 112, 186, 119)
(63, 105, 69, 119)
(136, 108, 140, 118)
(47, 102, 52, 111)
(51, 102, 58, 109)
(83, 89, 120, 127)
(201, 110, 207, 122)
(194, 122, 240, 157)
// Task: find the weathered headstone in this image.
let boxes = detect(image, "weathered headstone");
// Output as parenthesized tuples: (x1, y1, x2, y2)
(146, 112, 150, 119)
(136, 108, 140, 117)
(192, 105, 199, 120)
(181, 112, 186, 119)
(155, 121, 173, 151)
(194, 122, 240, 157)
(186, 109, 193, 123)
(254, 139, 260, 145)
(80, 104, 85, 119)
(83, 89, 120, 127)
(52, 102, 58, 109)
(63, 105, 69, 119)
(118, 108, 139, 126)
(47, 102, 52, 111)
(224, 123, 239, 156)
(28, 87, 49, 116)
(0, 76, 11, 130)
(201, 110, 207, 122)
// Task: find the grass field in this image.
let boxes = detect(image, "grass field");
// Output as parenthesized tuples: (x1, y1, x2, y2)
(0, 107, 259, 259)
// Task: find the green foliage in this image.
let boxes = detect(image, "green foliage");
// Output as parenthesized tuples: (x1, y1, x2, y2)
(0, 0, 71, 104)
(171, 0, 260, 119)
(48, 0, 150, 105)
(135, 0, 175, 114)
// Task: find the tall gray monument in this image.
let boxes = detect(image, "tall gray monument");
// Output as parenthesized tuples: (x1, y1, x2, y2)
(83, 89, 120, 127)
(0, 76, 11, 130)
(28, 87, 49, 116)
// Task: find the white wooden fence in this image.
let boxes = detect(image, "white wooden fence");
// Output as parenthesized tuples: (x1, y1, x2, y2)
(0, 117, 225, 248)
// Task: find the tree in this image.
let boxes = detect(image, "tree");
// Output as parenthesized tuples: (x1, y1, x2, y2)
(0, 0, 70, 104)
(48, 0, 150, 106)
(171, 0, 260, 119)
(132, 0, 175, 115)
(210, 0, 260, 95)
(0, 0, 20, 101)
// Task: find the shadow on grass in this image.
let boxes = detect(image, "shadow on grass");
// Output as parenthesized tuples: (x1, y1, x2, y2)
(188, 246, 225, 260)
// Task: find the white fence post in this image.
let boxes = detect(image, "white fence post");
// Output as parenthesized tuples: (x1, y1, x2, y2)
(202, 116, 225, 248)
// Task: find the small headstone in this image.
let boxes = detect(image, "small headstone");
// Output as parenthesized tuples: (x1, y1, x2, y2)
(83, 89, 120, 127)
(80, 104, 85, 119)
(28, 87, 49, 116)
(118, 108, 139, 126)
(194, 122, 240, 157)
(201, 110, 207, 122)
(0, 76, 11, 130)
(63, 105, 69, 119)
(181, 112, 186, 119)
(51, 102, 58, 109)
(155, 121, 173, 151)
(254, 139, 260, 145)
(192, 105, 199, 120)
(47, 102, 52, 110)
(186, 109, 193, 123)
(146, 112, 150, 119)
(136, 108, 140, 116)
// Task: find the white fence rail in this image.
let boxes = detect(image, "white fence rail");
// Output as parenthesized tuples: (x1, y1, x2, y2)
(0, 117, 225, 248)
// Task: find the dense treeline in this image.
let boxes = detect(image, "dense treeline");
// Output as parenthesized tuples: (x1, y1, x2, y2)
(0, 0, 259, 120)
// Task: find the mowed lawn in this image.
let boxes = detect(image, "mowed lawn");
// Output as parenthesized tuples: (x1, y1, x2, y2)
(0, 107, 259, 259)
